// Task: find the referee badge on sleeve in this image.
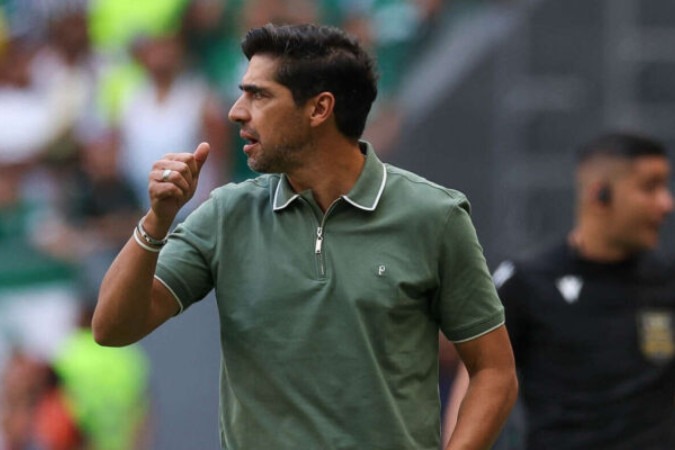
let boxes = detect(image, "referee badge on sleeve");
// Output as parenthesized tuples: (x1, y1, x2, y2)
(637, 309, 675, 364)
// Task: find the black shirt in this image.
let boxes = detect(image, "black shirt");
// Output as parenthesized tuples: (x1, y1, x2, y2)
(497, 241, 675, 450)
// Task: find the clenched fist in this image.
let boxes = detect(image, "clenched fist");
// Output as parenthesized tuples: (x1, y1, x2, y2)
(144, 142, 210, 236)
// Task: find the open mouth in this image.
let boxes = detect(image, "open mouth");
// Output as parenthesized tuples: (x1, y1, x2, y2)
(240, 131, 259, 153)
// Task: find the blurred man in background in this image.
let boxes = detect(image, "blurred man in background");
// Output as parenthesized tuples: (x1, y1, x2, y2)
(458, 132, 675, 449)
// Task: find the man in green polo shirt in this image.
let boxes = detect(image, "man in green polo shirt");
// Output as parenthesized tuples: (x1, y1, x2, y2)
(93, 23, 518, 450)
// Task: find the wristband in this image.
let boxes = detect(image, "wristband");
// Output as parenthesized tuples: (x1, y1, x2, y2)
(137, 217, 169, 247)
(133, 229, 161, 253)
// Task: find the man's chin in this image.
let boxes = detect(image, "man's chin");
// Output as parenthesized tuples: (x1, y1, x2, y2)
(246, 159, 271, 174)
(636, 234, 660, 252)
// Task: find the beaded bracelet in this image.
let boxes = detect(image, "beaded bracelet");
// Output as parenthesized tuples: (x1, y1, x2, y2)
(133, 229, 161, 253)
(137, 217, 169, 247)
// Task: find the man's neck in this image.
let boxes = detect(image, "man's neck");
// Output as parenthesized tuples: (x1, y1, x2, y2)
(286, 141, 366, 212)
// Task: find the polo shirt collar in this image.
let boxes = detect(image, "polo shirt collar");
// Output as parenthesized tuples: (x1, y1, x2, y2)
(272, 141, 387, 212)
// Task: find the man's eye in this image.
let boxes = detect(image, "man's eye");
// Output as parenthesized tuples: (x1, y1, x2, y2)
(248, 90, 265, 100)
(643, 181, 665, 193)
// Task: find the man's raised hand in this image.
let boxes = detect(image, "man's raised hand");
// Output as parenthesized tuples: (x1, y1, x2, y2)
(146, 142, 211, 232)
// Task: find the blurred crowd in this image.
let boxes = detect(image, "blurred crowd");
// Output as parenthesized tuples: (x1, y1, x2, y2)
(0, 0, 449, 448)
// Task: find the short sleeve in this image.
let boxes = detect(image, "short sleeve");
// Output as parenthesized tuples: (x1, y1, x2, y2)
(155, 196, 218, 313)
(435, 198, 505, 342)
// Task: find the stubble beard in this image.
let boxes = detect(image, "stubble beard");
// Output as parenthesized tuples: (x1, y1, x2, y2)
(247, 133, 313, 175)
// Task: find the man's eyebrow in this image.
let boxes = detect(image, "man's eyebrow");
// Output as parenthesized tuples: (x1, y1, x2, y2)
(239, 84, 266, 94)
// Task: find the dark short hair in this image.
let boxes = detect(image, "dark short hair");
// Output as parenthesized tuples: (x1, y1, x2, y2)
(241, 23, 378, 140)
(576, 132, 668, 166)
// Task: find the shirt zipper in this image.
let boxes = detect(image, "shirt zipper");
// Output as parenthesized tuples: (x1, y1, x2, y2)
(314, 200, 340, 277)
(315, 226, 324, 276)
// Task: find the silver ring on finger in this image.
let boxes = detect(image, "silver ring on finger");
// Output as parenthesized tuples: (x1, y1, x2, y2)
(161, 169, 172, 182)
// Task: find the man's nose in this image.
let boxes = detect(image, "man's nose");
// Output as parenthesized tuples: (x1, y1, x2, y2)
(228, 96, 249, 124)
(662, 188, 674, 215)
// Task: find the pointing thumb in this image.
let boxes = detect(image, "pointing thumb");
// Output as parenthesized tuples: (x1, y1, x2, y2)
(194, 142, 210, 171)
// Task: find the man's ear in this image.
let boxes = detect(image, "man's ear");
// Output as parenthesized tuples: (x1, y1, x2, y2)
(307, 92, 335, 127)
(588, 181, 613, 207)
(596, 184, 612, 205)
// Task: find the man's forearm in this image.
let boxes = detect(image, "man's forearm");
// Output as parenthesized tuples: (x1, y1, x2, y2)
(92, 232, 164, 346)
(444, 369, 518, 450)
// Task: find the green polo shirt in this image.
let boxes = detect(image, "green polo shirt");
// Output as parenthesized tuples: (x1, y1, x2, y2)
(156, 142, 504, 450)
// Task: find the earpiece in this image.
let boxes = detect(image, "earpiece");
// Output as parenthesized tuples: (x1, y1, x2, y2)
(597, 185, 612, 205)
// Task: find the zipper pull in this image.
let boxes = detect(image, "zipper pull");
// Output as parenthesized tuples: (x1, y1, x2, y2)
(315, 227, 323, 254)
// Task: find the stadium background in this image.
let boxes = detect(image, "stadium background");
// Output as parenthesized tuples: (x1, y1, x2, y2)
(0, 0, 674, 449)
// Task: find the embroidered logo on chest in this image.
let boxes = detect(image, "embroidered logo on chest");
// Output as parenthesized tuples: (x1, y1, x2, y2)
(556, 275, 583, 303)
